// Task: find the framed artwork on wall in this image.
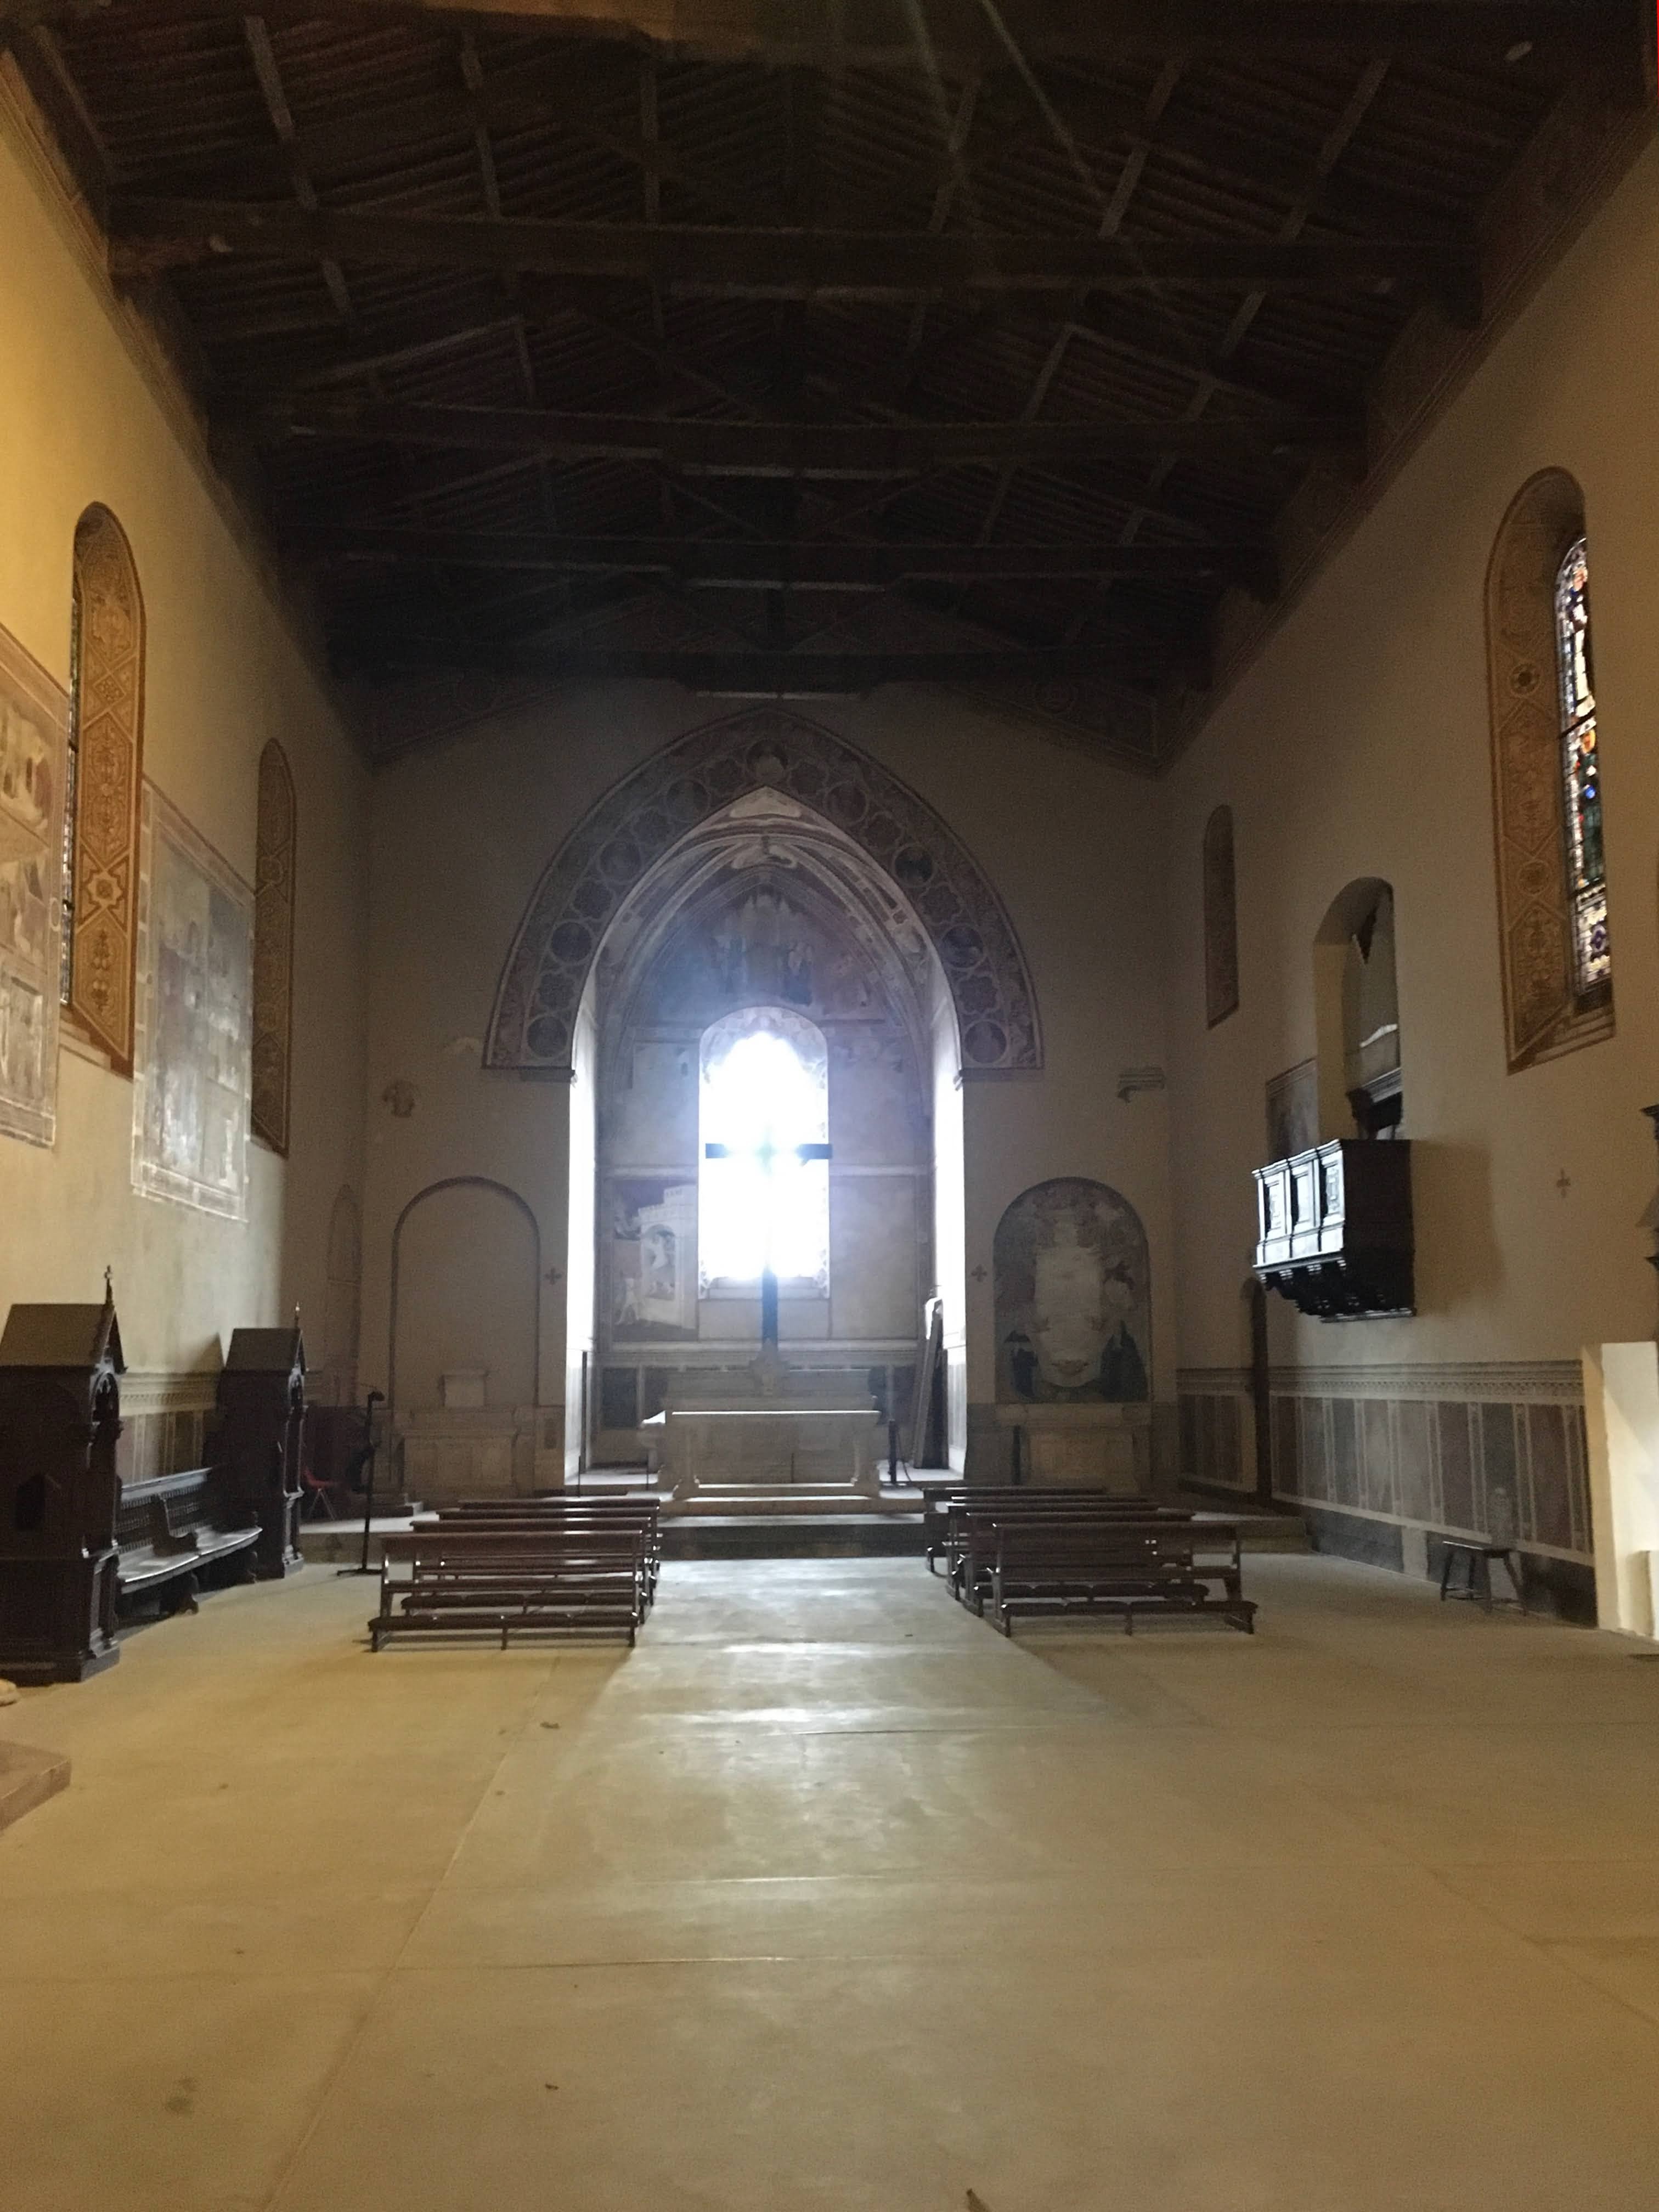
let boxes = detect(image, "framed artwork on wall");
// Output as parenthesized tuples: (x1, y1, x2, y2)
(131, 783, 253, 1220)
(0, 624, 67, 1149)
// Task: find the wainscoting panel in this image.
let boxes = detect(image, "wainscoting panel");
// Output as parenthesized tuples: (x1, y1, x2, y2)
(1180, 1362, 1592, 1611)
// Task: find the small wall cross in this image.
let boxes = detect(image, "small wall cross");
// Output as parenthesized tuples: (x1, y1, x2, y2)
(970, 1263, 988, 1284)
(1555, 1170, 1572, 1199)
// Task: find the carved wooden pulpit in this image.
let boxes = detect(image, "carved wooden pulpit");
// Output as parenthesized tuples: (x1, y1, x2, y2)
(217, 1319, 306, 1579)
(0, 1282, 125, 1682)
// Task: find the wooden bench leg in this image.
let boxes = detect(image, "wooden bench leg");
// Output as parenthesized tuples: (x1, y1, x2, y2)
(165, 1573, 201, 1617)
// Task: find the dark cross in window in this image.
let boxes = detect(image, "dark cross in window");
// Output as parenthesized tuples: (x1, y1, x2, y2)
(704, 1132, 832, 1351)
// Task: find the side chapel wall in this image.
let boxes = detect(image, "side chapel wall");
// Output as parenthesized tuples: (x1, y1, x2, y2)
(1164, 136, 1659, 1606)
(0, 73, 368, 1435)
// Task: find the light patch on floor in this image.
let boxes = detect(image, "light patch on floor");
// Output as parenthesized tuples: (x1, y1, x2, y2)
(2, 1555, 1658, 2210)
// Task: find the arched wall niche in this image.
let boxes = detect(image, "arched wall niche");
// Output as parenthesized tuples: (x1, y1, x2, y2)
(1313, 877, 1403, 1141)
(990, 1177, 1153, 1492)
(388, 1176, 540, 1430)
(486, 706, 1040, 1079)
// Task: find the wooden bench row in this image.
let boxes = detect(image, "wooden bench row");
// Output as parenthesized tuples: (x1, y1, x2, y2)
(370, 1494, 662, 1650)
(115, 1468, 263, 1613)
(925, 1486, 1256, 1636)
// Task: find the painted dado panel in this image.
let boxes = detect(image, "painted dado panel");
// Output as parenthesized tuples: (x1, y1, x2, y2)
(1180, 1363, 1591, 1576)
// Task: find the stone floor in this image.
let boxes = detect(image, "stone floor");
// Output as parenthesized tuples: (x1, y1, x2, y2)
(3, 1556, 1659, 2211)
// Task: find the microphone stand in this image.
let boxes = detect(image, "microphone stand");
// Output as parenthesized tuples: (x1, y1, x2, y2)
(337, 1389, 386, 1578)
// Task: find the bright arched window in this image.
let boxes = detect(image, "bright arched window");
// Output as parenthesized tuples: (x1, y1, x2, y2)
(1554, 538, 1609, 1000)
(1486, 471, 1613, 1070)
(698, 1007, 828, 1295)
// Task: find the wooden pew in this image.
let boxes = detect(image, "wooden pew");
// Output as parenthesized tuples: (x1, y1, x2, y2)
(945, 1494, 1187, 1605)
(919, 1482, 1133, 1573)
(372, 1523, 648, 1649)
(419, 1497, 662, 1605)
(985, 1517, 1256, 1638)
(115, 1468, 262, 1615)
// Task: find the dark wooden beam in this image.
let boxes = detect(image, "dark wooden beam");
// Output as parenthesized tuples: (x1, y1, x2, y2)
(110, 201, 1482, 319)
(340, 641, 1180, 694)
(3, 2, 1632, 66)
(251, 398, 1358, 474)
(295, 522, 1274, 594)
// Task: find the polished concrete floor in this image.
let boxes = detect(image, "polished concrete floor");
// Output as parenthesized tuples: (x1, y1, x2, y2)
(3, 1556, 1659, 2211)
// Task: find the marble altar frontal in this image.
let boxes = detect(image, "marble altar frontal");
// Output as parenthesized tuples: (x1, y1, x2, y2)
(645, 1350, 881, 1502)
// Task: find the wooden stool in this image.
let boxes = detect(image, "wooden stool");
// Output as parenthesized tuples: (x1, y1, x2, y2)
(1439, 1539, 1521, 1611)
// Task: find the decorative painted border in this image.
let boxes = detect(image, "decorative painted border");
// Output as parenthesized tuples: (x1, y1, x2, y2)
(486, 705, 1042, 1077)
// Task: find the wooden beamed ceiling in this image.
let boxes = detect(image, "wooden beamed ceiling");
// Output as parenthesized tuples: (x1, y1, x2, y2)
(0, 0, 1646, 735)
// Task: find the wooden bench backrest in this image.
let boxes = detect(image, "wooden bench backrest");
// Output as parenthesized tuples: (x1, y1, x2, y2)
(994, 1520, 1213, 1570)
(116, 1467, 223, 1547)
(383, 1528, 645, 1564)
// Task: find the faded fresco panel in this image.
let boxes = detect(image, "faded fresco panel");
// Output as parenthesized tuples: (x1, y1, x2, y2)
(831, 1175, 918, 1339)
(609, 1175, 698, 1340)
(132, 785, 253, 1220)
(0, 626, 67, 1148)
(608, 1039, 695, 1166)
(994, 1178, 1150, 1404)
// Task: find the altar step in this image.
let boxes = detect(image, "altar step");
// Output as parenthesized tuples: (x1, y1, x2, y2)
(668, 1485, 917, 1517)
(662, 1511, 926, 1560)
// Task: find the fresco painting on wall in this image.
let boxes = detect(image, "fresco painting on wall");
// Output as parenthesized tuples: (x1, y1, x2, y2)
(639, 886, 879, 1025)
(1265, 1058, 1319, 1164)
(994, 1179, 1150, 1404)
(0, 627, 66, 1148)
(132, 785, 253, 1220)
(610, 1176, 697, 1340)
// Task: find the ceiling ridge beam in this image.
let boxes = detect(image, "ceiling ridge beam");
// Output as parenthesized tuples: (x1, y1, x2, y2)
(338, 642, 1183, 693)
(249, 397, 1359, 472)
(4, 2, 1633, 64)
(110, 200, 1482, 319)
(293, 522, 1275, 592)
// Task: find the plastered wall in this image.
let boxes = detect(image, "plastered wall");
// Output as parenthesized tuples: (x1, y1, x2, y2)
(0, 87, 369, 1379)
(360, 685, 1172, 1469)
(1165, 137, 1659, 1381)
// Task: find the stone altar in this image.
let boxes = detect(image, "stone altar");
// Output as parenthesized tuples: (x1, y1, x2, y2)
(644, 1346, 882, 1503)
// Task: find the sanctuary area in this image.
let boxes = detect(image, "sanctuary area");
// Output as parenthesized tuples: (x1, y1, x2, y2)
(3, 5, 1659, 2209)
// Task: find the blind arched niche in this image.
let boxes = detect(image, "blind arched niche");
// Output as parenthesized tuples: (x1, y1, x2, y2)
(64, 505, 145, 1070)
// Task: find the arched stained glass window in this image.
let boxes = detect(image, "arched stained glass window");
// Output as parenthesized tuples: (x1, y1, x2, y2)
(1485, 471, 1613, 1070)
(698, 1007, 828, 1296)
(1554, 539, 1609, 999)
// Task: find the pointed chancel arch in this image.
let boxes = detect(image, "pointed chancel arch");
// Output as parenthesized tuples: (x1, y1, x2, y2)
(64, 505, 145, 1070)
(485, 707, 1040, 1077)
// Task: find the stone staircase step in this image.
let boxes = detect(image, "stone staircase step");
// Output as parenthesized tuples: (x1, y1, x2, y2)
(662, 1513, 925, 1560)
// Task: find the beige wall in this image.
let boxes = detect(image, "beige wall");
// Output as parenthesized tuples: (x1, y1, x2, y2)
(360, 684, 1173, 1467)
(1165, 138, 1659, 1383)
(0, 86, 369, 1379)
